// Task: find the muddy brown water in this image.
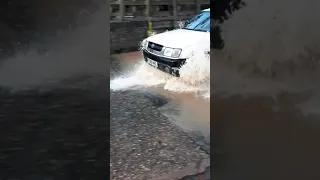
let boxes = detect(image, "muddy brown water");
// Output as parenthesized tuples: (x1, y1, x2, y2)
(111, 51, 210, 138)
(212, 92, 320, 180)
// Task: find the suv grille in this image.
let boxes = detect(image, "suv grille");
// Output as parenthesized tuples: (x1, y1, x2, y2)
(147, 42, 163, 51)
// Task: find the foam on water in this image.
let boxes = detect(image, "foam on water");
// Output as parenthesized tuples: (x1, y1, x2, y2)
(110, 62, 169, 90)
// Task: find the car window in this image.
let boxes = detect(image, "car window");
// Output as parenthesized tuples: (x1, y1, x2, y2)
(184, 11, 210, 32)
(194, 17, 210, 32)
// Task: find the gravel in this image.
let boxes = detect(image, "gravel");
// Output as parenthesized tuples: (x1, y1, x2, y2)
(110, 90, 209, 180)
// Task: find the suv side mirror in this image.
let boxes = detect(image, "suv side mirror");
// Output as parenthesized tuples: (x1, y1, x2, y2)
(184, 20, 189, 26)
(177, 20, 188, 29)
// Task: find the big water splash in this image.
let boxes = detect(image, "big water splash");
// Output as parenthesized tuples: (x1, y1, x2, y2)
(110, 42, 210, 99)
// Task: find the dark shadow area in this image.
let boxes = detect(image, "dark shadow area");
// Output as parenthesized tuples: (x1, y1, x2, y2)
(210, 0, 246, 49)
(142, 92, 169, 107)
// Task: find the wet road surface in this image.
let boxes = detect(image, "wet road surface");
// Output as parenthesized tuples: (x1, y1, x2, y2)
(110, 52, 210, 179)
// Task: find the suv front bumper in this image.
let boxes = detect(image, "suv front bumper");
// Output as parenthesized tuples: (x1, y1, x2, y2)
(142, 49, 186, 77)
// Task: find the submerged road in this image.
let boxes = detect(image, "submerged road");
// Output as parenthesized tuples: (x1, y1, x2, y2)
(110, 52, 211, 179)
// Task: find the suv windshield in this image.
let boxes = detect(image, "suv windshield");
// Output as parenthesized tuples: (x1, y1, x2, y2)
(183, 11, 210, 32)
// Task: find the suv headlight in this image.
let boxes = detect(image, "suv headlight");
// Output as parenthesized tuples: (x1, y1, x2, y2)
(140, 39, 148, 50)
(163, 47, 182, 58)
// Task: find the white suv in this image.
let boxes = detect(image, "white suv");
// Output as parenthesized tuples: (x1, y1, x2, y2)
(140, 8, 210, 76)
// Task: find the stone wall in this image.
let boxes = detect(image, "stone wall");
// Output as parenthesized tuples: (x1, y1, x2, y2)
(110, 21, 148, 53)
(110, 20, 179, 54)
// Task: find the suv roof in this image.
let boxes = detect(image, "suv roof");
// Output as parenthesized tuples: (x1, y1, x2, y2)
(203, 8, 210, 12)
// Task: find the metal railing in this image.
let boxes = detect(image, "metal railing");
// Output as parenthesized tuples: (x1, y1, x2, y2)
(110, 0, 210, 22)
